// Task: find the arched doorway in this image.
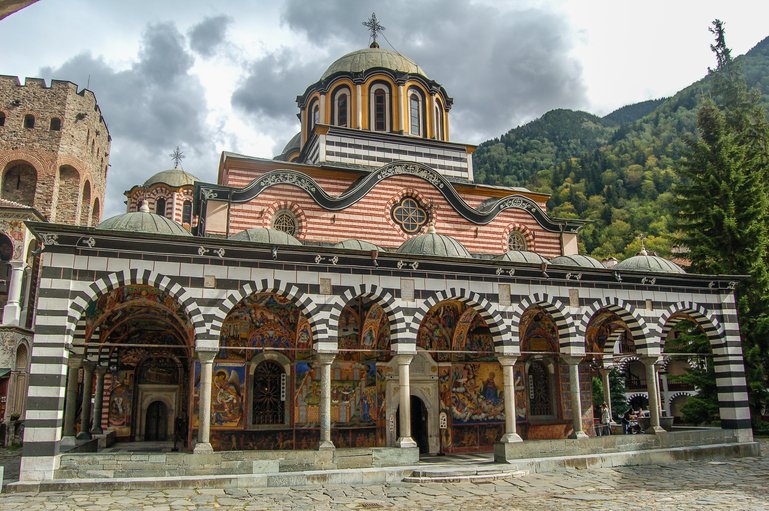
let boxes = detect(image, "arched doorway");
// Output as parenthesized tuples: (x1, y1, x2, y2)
(395, 395, 429, 454)
(144, 401, 168, 441)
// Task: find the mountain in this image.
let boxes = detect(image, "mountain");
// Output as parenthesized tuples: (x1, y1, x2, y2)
(473, 35, 769, 259)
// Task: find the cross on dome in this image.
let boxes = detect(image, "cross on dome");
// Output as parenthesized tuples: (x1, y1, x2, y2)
(362, 12, 385, 48)
(169, 146, 185, 169)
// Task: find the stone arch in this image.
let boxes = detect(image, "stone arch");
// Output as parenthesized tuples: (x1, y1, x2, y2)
(65, 269, 207, 345)
(657, 301, 724, 348)
(1, 160, 38, 207)
(14, 340, 29, 371)
(411, 288, 508, 351)
(616, 355, 641, 373)
(511, 293, 576, 353)
(580, 297, 654, 353)
(56, 165, 80, 224)
(80, 180, 92, 226)
(91, 197, 101, 225)
(328, 284, 406, 347)
(212, 278, 321, 344)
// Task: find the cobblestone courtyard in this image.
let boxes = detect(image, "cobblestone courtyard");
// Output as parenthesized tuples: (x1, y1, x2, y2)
(0, 441, 766, 510)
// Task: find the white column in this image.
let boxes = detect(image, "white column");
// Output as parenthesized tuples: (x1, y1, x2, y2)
(61, 357, 82, 443)
(566, 357, 588, 439)
(76, 361, 95, 440)
(498, 356, 522, 443)
(90, 366, 107, 435)
(317, 353, 335, 450)
(643, 357, 666, 434)
(600, 367, 613, 420)
(398, 84, 406, 133)
(395, 354, 417, 448)
(3, 261, 27, 325)
(661, 372, 671, 416)
(319, 93, 326, 124)
(194, 350, 216, 453)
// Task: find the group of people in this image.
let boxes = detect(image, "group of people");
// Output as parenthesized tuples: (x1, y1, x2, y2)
(596, 402, 650, 436)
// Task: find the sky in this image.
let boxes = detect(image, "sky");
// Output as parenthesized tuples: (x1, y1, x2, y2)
(1, 0, 767, 217)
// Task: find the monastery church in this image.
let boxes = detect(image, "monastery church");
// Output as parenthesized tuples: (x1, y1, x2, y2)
(0, 18, 755, 482)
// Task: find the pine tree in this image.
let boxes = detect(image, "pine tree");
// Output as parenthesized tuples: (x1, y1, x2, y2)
(674, 20, 769, 426)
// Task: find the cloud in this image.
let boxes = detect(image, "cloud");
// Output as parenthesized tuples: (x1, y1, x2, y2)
(40, 22, 219, 217)
(188, 15, 233, 57)
(279, 0, 588, 141)
(231, 47, 325, 154)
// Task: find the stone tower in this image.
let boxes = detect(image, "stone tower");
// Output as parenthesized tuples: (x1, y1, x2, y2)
(0, 76, 110, 225)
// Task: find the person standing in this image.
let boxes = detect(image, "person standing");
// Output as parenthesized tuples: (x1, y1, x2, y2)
(600, 402, 611, 436)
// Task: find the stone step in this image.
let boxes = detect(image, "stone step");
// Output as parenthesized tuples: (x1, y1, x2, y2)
(403, 467, 528, 483)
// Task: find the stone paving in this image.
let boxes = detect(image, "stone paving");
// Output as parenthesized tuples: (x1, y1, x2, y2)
(0, 441, 766, 510)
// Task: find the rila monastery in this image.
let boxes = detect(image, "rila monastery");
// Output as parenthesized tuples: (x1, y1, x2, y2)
(0, 6, 761, 493)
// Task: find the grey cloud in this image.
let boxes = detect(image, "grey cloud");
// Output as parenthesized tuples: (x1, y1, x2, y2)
(40, 22, 218, 216)
(231, 48, 325, 153)
(188, 15, 233, 57)
(280, 0, 588, 141)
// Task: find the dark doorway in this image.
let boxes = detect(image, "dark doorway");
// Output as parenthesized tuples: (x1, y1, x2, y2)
(411, 396, 429, 453)
(396, 396, 430, 454)
(145, 401, 167, 441)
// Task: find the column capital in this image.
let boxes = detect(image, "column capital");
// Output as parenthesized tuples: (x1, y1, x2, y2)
(314, 352, 336, 365)
(94, 365, 108, 377)
(197, 350, 217, 363)
(563, 355, 584, 366)
(67, 356, 83, 370)
(8, 261, 27, 271)
(81, 360, 96, 371)
(497, 355, 518, 367)
(393, 354, 413, 366)
(641, 356, 663, 367)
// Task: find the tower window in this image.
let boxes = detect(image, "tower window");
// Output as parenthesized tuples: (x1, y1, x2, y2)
(272, 210, 298, 236)
(23, 114, 35, 129)
(182, 200, 192, 225)
(0, 112, 5, 127)
(392, 197, 429, 234)
(409, 93, 422, 136)
(370, 84, 391, 132)
(508, 231, 528, 251)
(50, 118, 62, 131)
(155, 197, 166, 216)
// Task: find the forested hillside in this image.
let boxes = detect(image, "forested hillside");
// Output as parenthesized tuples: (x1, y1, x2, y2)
(473, 35, 769, 259)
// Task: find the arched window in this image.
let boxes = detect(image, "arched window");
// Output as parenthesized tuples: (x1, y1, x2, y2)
(155, 197, 166, 216)
(91, 198, 101, 226)
(370, 84, 391, 132)
(434, 102, 444, 140)
(50, 118, 62, 131)
(333, 88, 350, 127)
(527, 360, 553, 416)
(56, 166, 80, 224)
(307, 99, 320, 136)
(391, 196, 429, 234)
(409, 93, 422, 136)
(182, 200, 192, 225)
(80, 181, 91, 226)
(272, 209, 298, 236)
(0, 112, 5, 127)
(23, 114, 35, 129)
(252, 360, 286, 425)
(508, 230, 528, 251)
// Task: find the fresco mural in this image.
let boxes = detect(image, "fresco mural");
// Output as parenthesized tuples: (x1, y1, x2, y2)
(107, 369, 134, 437)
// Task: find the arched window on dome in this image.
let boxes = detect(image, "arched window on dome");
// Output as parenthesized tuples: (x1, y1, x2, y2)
(408, 90, 424, 137)
(333, 87, 350, 128)
(434, 100, 444, 141)
(369, 83, 391, 132)
(155, 197, 166, 217)
(307, 99, 320, 137)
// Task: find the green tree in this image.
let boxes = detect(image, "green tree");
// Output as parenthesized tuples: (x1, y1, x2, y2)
(674, 20, 769, 426)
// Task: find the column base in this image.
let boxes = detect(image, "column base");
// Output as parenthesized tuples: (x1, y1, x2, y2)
(318, 440, 335, 451)
(569, 431, 589, 440)
(645, 425, 667, 435)
(193, 442, 214, 453)
(90, 428, 104, 435)
(498, 432, 523, 443)
(60, 436, 76, 446)
(397, 436, 417, 449)
(494, 440, 524, 463)
(75, 431, 92, 441)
